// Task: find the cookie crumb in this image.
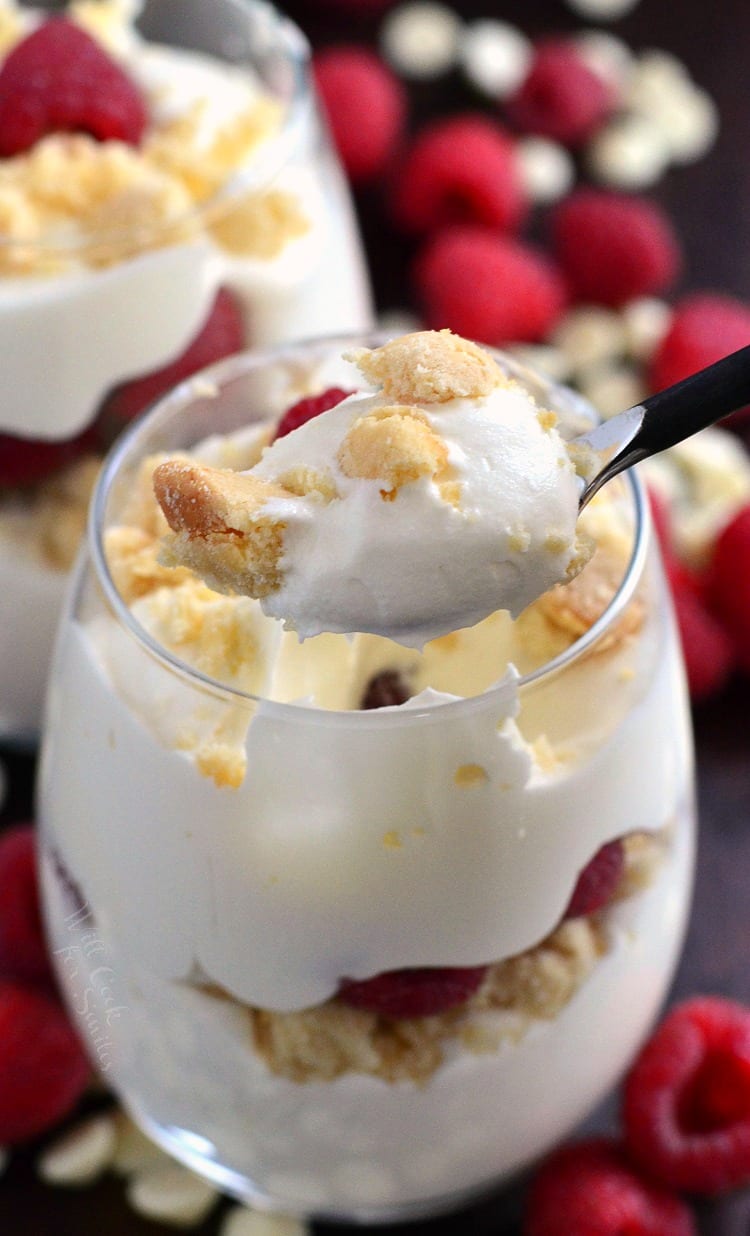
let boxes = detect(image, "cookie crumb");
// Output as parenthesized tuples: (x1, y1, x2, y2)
(454, 763, 489, 787)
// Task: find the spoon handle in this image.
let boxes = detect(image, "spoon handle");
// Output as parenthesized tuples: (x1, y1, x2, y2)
(632, 342, 750, 458)
(578, 343, 750, 506)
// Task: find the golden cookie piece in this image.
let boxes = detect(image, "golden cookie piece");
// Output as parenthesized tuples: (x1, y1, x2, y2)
(240, 915, 604, 1084)
(348, 330, 505, 404)
(208, 188, 310, 259)
(529, 530, 644, 657)
(153, 460, 289, 599)
(337, 405, 450, 497)
(104, 526, 194, 605)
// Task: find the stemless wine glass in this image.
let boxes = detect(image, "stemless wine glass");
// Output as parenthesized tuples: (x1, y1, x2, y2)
(0, 0, 371, 744)
(38, 336, 694, 1225)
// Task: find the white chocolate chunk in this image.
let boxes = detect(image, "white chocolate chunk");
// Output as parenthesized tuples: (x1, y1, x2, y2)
(622, 297, 672, 363)
(506, 343, 572, 385)
(517, 137, 575, 204)
(574, 31, 634, 97)
(38, 1114, 117, 1186)
(220, 1208, 309, 1236)
(127, 1163, 219, 1227)
(552, 307, 627, 377)
(565, 0, 641, 21)
(587, 115, 669, 190)
(643, 427, 750, 565)
(579, 365, 647, 421)
(381, 2, 462, 80)
(653, 86, 719, 164)
(627, 49, 691, 114)
(459, 19, 532, 99)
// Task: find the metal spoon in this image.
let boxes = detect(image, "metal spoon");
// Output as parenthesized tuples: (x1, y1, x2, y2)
(574, 344, 750, 508)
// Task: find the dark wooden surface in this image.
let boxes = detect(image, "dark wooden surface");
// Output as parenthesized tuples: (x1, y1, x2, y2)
(3, 0, 750, 1231)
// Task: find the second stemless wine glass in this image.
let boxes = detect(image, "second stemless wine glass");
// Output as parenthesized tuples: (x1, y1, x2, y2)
(0, 0, 371, 743)
(39, 337, 694, 1225)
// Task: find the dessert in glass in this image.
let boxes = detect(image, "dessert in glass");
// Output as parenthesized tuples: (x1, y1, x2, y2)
(0, 0, 371, 743)
(39, 331, 694, 1224)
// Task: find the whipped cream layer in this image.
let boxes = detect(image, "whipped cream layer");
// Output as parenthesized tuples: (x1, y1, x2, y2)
(156, 333, 590, 646)
(42, 404, 694, 1012)
(43, 578, 690, 1014)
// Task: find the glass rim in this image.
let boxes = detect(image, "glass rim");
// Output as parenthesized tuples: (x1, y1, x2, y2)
(88, 333, 651, 727)
(0, 0, 312, 261)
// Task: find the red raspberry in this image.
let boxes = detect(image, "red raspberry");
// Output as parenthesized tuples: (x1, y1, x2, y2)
(552, 190, 681, 308)
(272, 387, 353, 443)
(706, 503, 750, 673)
(650, 295, 750, 414)
(360, 669, 410, 709)
(0, 18, 147, 157)
(337, 965, 488, 1018)
(506, 41, 615, 148)
(390, 116, 527, 236)
(99, 288, 245, 432)
(648, 488, 706, 596)
(624, 996, 750, 1194)
(0, 424, 97, 490)
(647, 486, 673, 560)
(672, 581, 735, 701)
(0, 981, 90, 1143)
(0, 826, 53, 985)
(563, 839, 625, 920)
(313, 47, 407, 184)
(524, 1138, 696, 1236)
(413, 225, 567, 345)
(664, 557, 702, 599)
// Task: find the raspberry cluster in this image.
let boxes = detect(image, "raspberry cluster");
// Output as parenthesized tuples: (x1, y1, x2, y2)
(307, 9, 741, 391)
(650, 477, 750, 702)
(525, 996, 750, 1234)
(311, 24, 695, 344)
(308, 6, 750, 707)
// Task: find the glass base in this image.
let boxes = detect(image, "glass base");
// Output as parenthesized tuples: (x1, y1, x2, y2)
(124, 1100, 507, 1227)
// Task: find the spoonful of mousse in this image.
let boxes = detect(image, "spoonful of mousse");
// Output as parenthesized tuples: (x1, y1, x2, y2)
(152, 330, 750, 648)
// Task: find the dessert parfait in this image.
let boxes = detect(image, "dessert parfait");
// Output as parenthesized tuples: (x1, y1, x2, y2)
(0, 0, 371, 741)
(39, 331, 694, 1223)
